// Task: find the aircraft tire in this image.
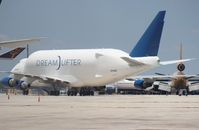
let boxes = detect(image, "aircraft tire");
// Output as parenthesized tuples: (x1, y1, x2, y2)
(23, 89, 29, 95)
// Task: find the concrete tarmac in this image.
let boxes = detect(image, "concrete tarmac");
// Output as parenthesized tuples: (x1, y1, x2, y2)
(0, 94, 199, 130)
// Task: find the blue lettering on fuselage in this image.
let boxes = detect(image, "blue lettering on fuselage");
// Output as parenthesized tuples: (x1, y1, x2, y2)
(36, 56, 81, 70)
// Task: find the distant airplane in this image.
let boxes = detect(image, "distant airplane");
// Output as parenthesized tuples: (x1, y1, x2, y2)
(152, 44, 199, 95)
(124, 44, 199, 96)
(0, 37, 43, 59)
(105, 79, 147, 94)
(0, 11, 189, 96)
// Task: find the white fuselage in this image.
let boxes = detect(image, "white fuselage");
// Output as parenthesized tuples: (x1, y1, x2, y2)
(11, 49, 159, 87)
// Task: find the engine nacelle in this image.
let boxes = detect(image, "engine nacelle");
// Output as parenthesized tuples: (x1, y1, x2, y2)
(1, 77, 16, 87)
(134, 79, 144, 88)
(153, 81, 160, 91)
(18, 81, 29, 90)
(177, 63, 185, 72)
(134, 79, 153, 89)
(1, 77, 29, 90)
(15, 80, 30, 90)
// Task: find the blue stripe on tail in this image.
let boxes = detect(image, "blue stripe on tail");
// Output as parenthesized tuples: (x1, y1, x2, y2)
(130, 11, 166, 57)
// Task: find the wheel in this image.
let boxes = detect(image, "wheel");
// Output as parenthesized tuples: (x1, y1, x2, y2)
(68, 88, 78, 96)
(23, 89, 29, 95)
(90, 90, 94, 96)
(67, 90, 71, 96)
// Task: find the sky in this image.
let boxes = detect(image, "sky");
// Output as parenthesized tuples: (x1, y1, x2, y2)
(0, 0, 199, 76)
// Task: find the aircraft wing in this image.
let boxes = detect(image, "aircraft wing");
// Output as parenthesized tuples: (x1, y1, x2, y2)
(0, 37, 44, 49)
(189, 84, 199, 91)
(0, 47, 25, 59)
(38, 75, 78, 84)
(127, 74, 199, 81)
(2, 71, 78, 85)
(127, 75, 171, 81)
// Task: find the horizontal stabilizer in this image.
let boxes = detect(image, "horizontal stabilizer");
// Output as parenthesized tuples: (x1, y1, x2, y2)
(121, 57, 145, 66)
(0, 47, 25, 59)
(160, 58, 194, 65)
(191, 81, 199, 85)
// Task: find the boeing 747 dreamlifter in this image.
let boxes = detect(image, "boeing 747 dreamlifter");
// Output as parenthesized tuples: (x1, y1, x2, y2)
(1, 11, 190, 95)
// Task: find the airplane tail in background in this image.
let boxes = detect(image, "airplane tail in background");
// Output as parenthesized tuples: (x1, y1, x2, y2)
(0, 48, 25, 59)
(179, 43, 183, 60)
(160, 44, 193, 67)
(177, 44, 185, 72)
(130, 11, 166, 57)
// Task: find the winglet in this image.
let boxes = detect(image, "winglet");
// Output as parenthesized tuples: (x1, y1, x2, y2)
(130, 11, 166, 57)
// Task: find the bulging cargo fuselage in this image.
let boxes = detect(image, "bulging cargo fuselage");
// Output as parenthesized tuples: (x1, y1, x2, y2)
(11, 49, 159, 87)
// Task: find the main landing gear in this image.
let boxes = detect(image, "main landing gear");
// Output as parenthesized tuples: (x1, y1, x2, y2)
(79, 88, 94, 96)
(67, 87, 95, 96)
(67, 88, 78, 96)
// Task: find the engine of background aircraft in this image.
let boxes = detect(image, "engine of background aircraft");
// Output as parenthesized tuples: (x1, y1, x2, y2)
(134, 79, 153, 89)
(177, 63, 185, 72)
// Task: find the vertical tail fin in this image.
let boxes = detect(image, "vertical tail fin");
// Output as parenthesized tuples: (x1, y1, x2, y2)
(0, 48, 25, 59)
(177, 43, 185, 72)
(130, 11, 166, 57)
(180, 43, 183, 60)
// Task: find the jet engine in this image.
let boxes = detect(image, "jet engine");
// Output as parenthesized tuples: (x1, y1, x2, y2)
(177, 63, 185, 72)
(134, 79, 153, 89)
(18, 81, 30, 90)
(1, 77, 30, 90)
(1, 77, 16, 87)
